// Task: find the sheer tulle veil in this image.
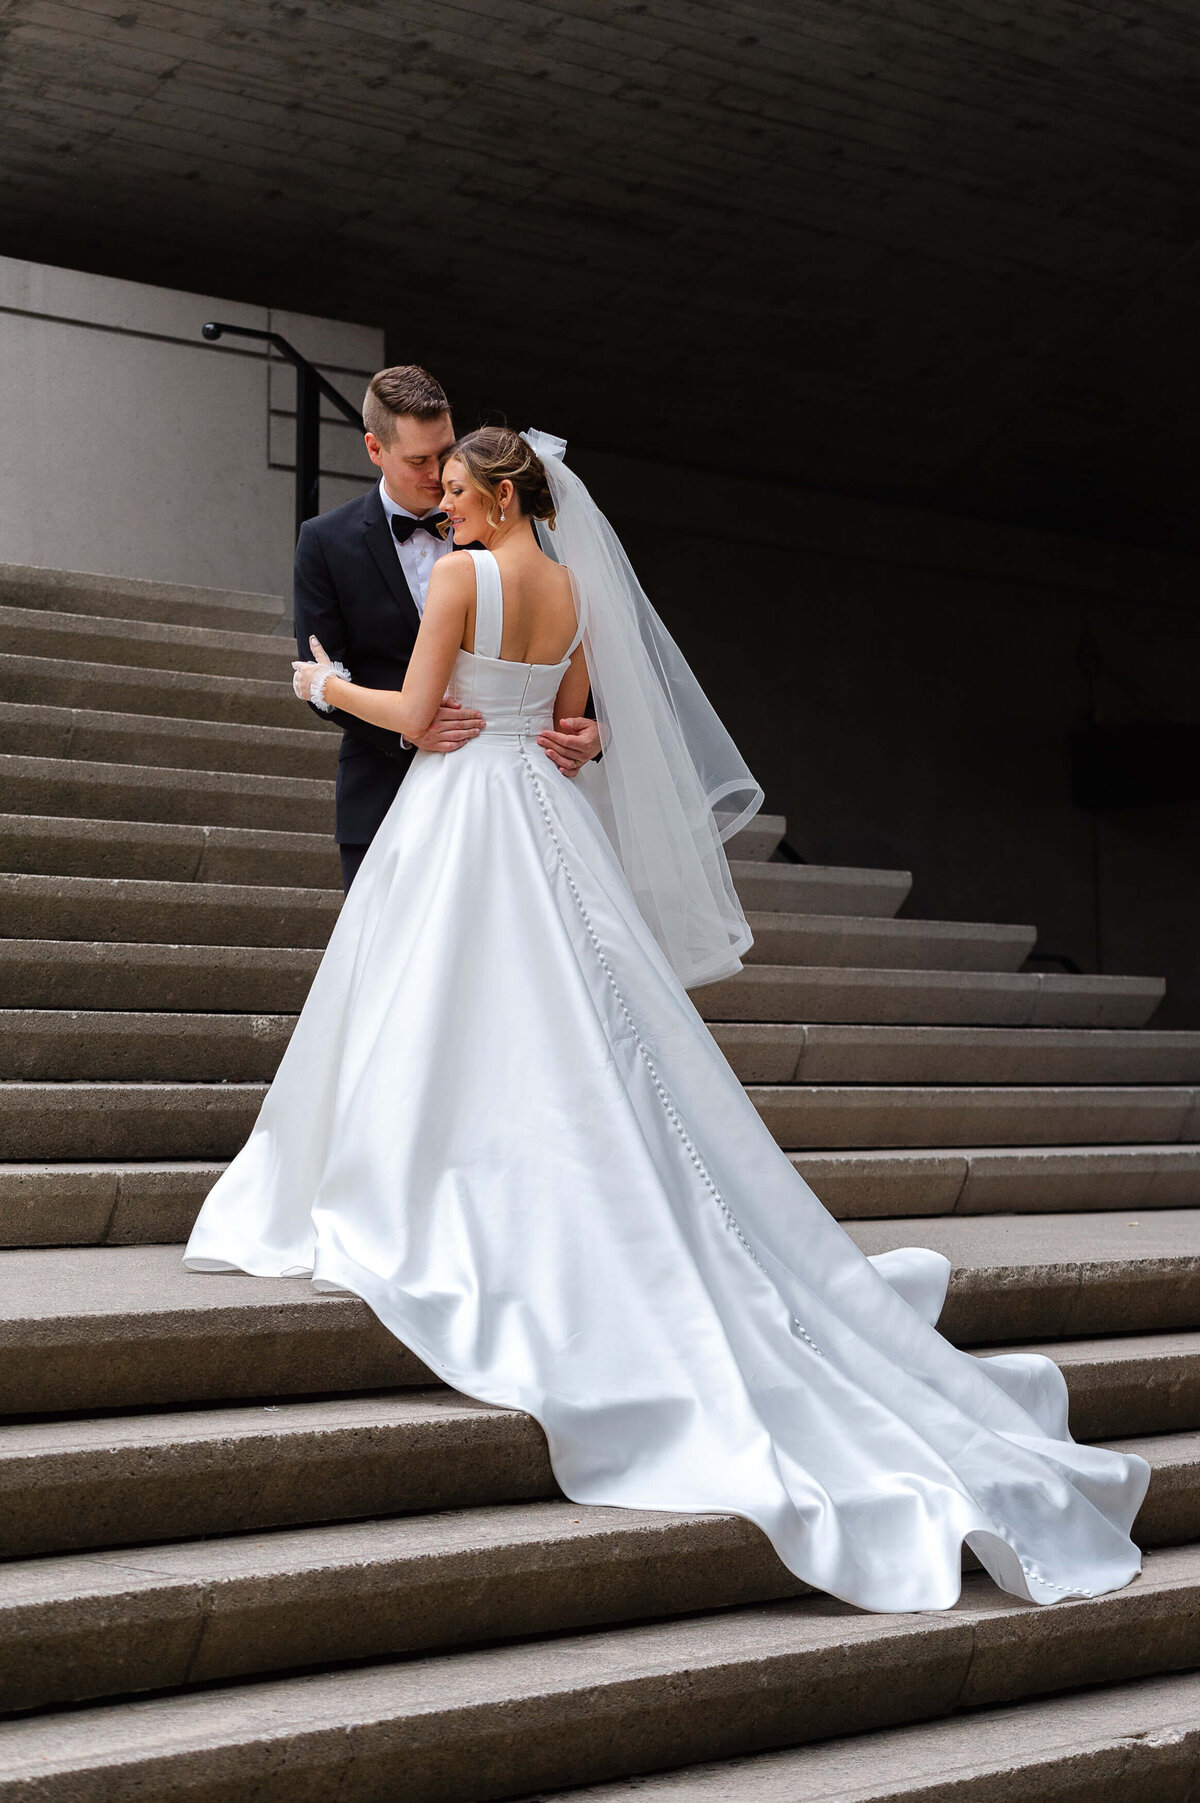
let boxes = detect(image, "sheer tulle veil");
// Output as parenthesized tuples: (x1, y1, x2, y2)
(522, 428, 763, 989)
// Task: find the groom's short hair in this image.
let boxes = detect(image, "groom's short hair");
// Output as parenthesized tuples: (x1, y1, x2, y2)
(363, 365, 450, 444)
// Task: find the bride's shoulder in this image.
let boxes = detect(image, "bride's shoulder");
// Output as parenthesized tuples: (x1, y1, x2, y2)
(429, 549, 476, 586)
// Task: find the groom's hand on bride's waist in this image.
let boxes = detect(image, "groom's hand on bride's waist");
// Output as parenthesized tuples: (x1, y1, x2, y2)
(538, 718, 602, 779)
(405, 696, 485, 754)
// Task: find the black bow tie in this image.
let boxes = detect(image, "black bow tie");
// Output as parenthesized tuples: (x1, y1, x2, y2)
(390, 512, 447, 545)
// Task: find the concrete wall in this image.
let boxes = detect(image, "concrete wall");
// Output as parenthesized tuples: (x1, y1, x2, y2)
(574, 449, 1200, 1027)
(0, 256, 382, 600)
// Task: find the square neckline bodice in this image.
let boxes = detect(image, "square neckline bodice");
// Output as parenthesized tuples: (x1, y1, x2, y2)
(461, 546, 581, 672)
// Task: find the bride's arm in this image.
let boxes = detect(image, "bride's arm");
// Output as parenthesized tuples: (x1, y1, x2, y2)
(294, 557, 473, 741)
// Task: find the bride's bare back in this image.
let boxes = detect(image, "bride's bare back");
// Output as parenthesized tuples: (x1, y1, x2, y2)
(461, 544, 577, 666)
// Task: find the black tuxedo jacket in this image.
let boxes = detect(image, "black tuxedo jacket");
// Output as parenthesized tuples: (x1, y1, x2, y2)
(294, 484, 420, 845)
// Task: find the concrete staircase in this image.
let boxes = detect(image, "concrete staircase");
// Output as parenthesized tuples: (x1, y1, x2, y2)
(1, 560, 1200, 1798)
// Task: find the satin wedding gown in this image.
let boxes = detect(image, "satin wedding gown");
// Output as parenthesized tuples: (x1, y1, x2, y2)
(186, 548, 1148, 1613)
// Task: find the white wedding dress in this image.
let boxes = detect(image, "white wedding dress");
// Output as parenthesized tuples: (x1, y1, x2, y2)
(186, 548, 1148, 1613)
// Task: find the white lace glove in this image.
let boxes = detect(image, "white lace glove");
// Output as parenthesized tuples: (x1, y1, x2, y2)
(292, 637, 350, 713)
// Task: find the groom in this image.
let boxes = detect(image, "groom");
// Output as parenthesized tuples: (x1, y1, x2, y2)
(295, 364, 600, 890)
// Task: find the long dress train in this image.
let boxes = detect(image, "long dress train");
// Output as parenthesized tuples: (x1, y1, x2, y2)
(185, 549, 1148, 1614)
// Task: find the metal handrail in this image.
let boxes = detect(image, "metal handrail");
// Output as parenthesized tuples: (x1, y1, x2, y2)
(201, 321, 363, 541)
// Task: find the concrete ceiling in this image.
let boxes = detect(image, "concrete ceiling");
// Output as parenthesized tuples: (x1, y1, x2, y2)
(4, 0, 1200, 548)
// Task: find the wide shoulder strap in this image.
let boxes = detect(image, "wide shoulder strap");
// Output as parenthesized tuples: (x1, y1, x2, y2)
(466, 548, 504, 659)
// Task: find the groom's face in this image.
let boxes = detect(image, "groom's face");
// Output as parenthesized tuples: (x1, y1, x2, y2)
(366, 411, 455, 517)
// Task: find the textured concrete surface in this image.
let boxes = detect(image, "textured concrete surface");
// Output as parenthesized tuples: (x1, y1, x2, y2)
(752, 1084, 1200, 1149)
(743, 914, 1035, 972)
(0, 649, 302, 729)
(0, 755, 335, 833)
(0, 1081, 266, 1160)
(0, 872, 338, 947)
(0, 603, 294, 680)
(725, 815, 783, 860)
(702, 965, 1165, 1028)
(0, 1502, 800, 1711)
(794, 1145, 1200, 1220)
(0, 939, 319, 1013)
(0, 812, 343, 887)
(536, 1668, 1200, 1800)
(1, 1547, 1198, 1802)
(2, 1437, 1197, 1713)
(850, 1210, 1200, 1339)
(0, 564, 285, 632)
(987, 1332, 1200, 1439)
(0, 1161, 219, 1248)
(2, 1244, 1198, 1423)
(8, 1078, 1200, 1164)
(0, 1243, 428, 1411)
(726, 861, 910, 918)
(8, 1147, 1200, 1250)
(12, 1014, 1200, 1087)
(714, 1025, 1200, 1086)
(0, 1011, 295, 1082)
(0, 701, 338, 780)
(0, 1391, 556, 1557)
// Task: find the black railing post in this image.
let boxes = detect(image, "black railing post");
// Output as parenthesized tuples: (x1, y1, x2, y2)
(294, 359, 322, 538)
(201, 321, 364, 544)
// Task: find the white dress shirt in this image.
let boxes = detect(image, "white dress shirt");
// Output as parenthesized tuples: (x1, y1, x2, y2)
(378, 477, 452, 615)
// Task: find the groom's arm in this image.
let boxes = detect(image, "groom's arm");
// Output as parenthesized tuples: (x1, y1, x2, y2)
(293, 522, 408, 758)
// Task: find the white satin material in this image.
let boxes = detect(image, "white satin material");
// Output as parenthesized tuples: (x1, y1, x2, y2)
(185, 563, 1148, 1614)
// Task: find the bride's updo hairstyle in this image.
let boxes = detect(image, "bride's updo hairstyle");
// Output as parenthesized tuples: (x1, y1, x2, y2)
(446, 427, 557, 531)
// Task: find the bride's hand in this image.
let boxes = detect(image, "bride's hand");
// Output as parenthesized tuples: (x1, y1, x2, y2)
(292, 636, 333, 702)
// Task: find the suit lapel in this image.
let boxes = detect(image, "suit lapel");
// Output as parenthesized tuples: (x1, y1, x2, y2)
(361, 487, 423, 637)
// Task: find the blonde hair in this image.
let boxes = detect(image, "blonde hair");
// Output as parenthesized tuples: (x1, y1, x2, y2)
(446, 427, 556, 530)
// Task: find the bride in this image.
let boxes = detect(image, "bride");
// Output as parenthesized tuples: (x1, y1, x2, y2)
(185, 426, 1148, 1613)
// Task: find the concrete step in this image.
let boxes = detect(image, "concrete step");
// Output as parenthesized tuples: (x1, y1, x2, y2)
(0, 815, 906, 916)
(0, 1244, 425, 1414)
(0, 1082, 267, 1160)
(752, 1083, 1200, 1149)
(0, 1347, 1183, 1563)
(0, 939, 1163, 1027)
(0, 1391, 557, 1558)
(0, 1391, 559, 1559)
(727, 812, 784, 860)
(0, 563, 286, 633)
(0, 873, 337, 949)
(0, 813, 344, 888)
(0, 940, 317, 1012)
(2, 1543, 1199, 1802)
(857, 1210, 1200, 1341)
(0, 701, 338, 780)
(703, 963, 1165, 1027)
(727, 858, 909, 917)
(3, 1242, 1200, 1421)
(9, 1013, 1200, 1087)
(8, 1077, 1200, 1162)
(0, 874, 1036, 967)
(0, 1012, 295, 1082)
(0, 651, 302, 730)
(7, 1148, 1200, 1248)
(0, 1500, 804, 1714)
(539, 1667, 1200, 1803)
(2, 1426, 1196, 1715)
(743, 912, 1035, 971)
(0, 755, 333, 834)
(795, 1144, 1200, 1219)
(0, 603, 294, 681)
(714, 1024, 1200, 1085)
(0, 1162, 221, 1248)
